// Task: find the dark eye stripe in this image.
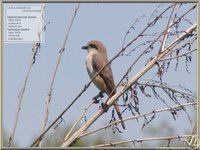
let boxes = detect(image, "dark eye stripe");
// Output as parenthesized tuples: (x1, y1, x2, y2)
(89, 44, 98, 49)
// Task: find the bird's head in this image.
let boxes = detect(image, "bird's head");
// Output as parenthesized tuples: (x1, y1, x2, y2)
(82, 40, 107, 56)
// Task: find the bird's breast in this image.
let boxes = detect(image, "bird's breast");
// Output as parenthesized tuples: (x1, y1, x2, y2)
(85, 52, 107, 92)
(86, 53, 95, 78)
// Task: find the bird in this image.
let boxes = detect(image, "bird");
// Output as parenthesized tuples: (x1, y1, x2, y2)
(82, 40, 125, 129)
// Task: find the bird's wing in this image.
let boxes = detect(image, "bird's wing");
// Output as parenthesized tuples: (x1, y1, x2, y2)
(92, 54, 126, 129)
(92, 53, 116, 95)
(92, 54, 125, 129)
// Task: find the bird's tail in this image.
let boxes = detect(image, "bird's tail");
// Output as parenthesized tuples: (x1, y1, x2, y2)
(114, 102, 126, 129)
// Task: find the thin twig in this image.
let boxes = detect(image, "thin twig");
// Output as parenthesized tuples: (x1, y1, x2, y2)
(80, 102, 196, 139)
(160, 49, 196, 61)
(159, 4, 176, 53)
(37, 3, 80, 147)
(92, 134, 194, 147)
(122, 15, 146, 49)
(137, 80, 197, 99)
(8, 4, 45, 147)
(64, 101, 93, 141)
(161, 36, 196, 61)
(158, 23, 196, 61)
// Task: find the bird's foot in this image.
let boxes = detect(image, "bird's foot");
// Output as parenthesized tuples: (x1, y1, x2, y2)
(92, 92, 104, 104)
(92, 97, 100, 104)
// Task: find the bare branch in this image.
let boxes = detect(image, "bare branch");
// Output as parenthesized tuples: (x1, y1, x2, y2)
(159, 4, 176, 53)
(137, 80, 196, 100)
(160, 48, 196, 61)
(122, 15, 146, 49)
(63, 101, 93, 141)
(92, 134, 194, 147)
(80, 102, 196, 139)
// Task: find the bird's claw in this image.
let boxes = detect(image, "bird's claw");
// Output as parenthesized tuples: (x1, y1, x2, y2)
(92, 92, 104, 104)
(92, 97, 100, 104)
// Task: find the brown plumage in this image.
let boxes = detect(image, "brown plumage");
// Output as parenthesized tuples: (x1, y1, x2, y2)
(82, 40, 125, 129)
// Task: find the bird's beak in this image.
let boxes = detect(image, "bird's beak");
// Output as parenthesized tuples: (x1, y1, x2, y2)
(81, 45, 89, 50)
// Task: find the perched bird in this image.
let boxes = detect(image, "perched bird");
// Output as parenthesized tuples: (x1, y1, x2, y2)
(82, 40, 125, 129)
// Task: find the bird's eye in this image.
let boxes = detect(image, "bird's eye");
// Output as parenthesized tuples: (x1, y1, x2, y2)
(89, 44, 98, 49)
